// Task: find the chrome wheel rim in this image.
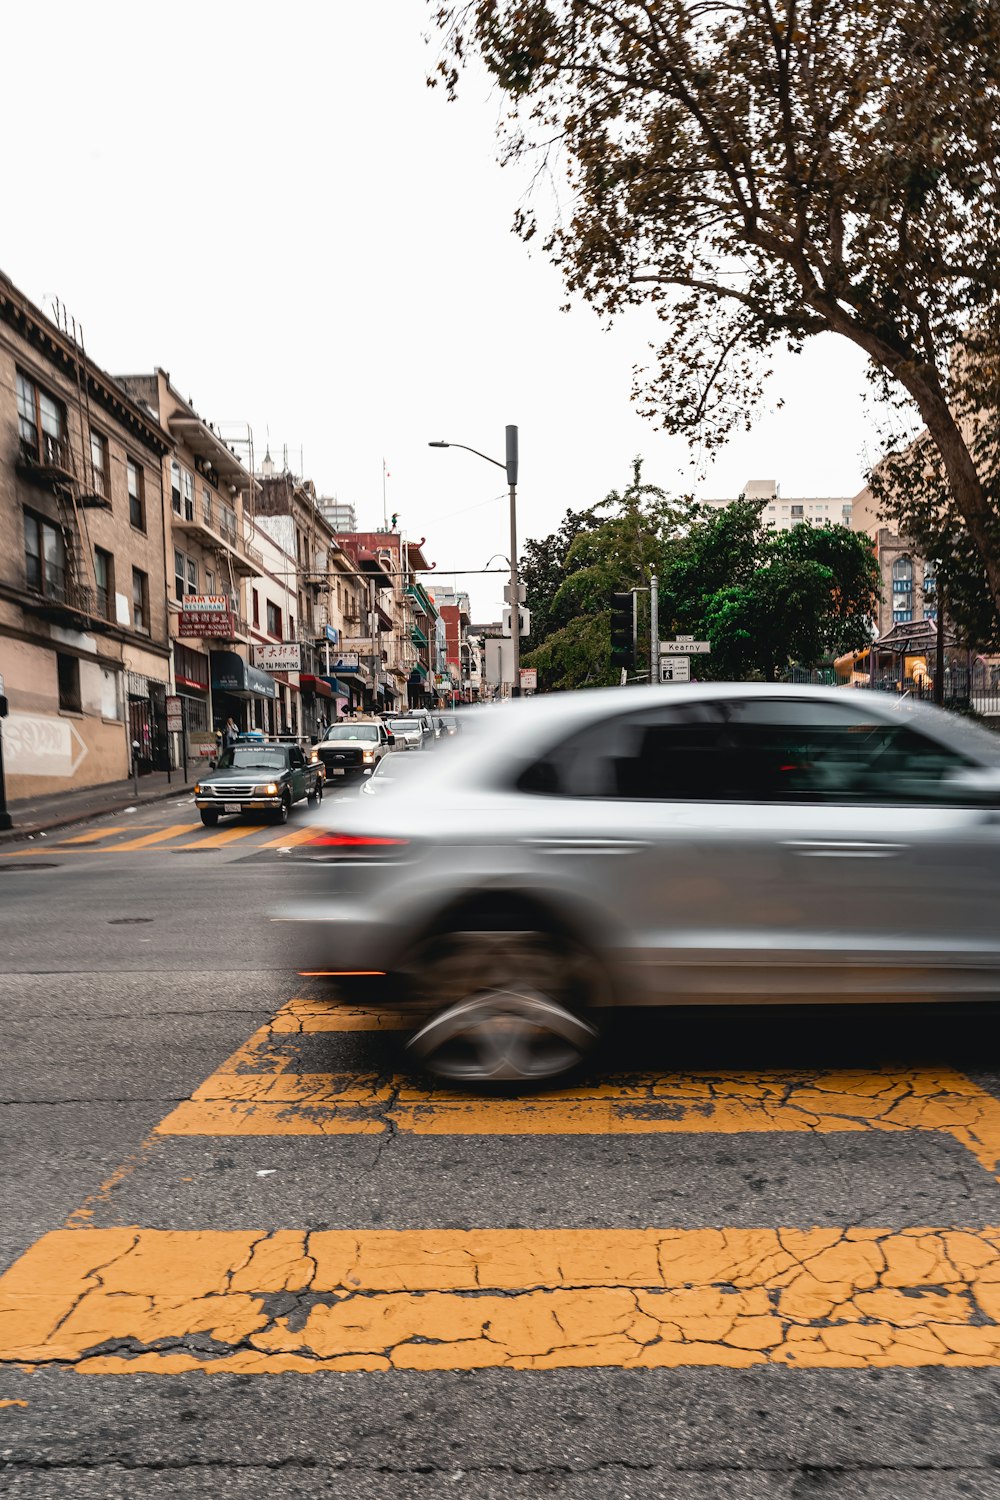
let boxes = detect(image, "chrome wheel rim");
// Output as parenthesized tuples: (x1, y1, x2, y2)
(405, 931, 597, 1083)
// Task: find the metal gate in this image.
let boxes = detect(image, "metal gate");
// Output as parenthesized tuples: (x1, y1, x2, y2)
(126, 672, 168, 774)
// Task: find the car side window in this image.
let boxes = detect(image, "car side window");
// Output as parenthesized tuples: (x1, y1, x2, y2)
(518, 698, 976, 804)
(716, 699, 974, 804)
(290, 749, 304, 768)
(517, 703, 726, 799)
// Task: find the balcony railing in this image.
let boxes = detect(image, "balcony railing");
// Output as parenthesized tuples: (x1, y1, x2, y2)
(16, 432, 75, 487)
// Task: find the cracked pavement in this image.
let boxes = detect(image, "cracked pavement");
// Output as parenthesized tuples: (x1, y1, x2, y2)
(5, 799, 1000, 1494)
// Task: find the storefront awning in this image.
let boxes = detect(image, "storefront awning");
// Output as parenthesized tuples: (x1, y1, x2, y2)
(320, 676, 351, 696)
(210, 650, 278, 700)
(299, 673, 333, 699)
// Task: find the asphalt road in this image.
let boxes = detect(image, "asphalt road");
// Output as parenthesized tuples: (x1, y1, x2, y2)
(3, 790, 1000, 1497)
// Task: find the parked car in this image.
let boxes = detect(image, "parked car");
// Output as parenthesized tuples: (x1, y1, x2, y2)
(195, 743, 321, 826)
(386, 718, 424, 751)
(310, 716, 392, 782)
(279, 684, 1000, 1084)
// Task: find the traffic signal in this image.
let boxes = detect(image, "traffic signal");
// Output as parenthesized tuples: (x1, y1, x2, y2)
(610, 591, 634, 670)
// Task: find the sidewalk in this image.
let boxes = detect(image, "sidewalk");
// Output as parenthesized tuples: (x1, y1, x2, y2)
(1, 769, 197, 845)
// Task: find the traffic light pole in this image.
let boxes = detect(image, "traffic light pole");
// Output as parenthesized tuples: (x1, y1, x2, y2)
(508, 450, 520, 697)
(650, 574, 659, 686)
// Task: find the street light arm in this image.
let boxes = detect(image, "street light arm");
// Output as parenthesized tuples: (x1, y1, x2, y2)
(428, 440, 505, 472)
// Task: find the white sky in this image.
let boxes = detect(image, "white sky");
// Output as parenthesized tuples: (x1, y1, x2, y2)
(5, 1, 884, 620)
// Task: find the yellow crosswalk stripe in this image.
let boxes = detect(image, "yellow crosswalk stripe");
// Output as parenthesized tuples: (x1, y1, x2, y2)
(101, 822, 199, 851)
(7, 1224, 1000, 1371)
(255, 825, 323, 849)
(61, 827, 146, 844)
(175, 823, 268, 849)
(154, 1062, 1000, 1169)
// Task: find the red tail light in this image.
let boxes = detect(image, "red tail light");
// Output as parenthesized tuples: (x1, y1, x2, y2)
(307, 833, 409, 848)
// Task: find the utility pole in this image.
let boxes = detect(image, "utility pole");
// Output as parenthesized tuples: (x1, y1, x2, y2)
(506, 426, 520, 698)
(934, 578, 945, 707)
(650, 573, 659, 686)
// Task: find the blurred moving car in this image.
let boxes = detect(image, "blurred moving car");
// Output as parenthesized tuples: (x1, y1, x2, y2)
(386, 718, 424, 751)
(279, 685, 1000, 1083)
(310, 716, 392, 783)
(195, 742, 321, 825)
(360, 752, 429, 797)
(435, 713, 461, 737)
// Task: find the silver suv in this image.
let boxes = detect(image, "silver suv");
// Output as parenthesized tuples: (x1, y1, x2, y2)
(280, 684, 1000, 1083)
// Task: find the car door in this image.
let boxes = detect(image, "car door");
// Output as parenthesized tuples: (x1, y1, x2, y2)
(513, 695, 1000, 1004)
(288, 747, 307, 802)
(704, 694, 1000, 1000)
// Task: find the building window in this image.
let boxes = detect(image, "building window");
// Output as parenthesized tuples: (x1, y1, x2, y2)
(790, 504, 804, 518)
(132, 568, 149, 632)
(923, 566, 936, 596)
(173, 550, 199, 602)
(127, 460, 145, 530)
(289, 614, 296, 640)
(267, 601, 282, 637)
(89, 429, 109, 499)
(202, 486, 212, 529)
(182, 469, 195, 521)
(925, 608, 938, 622)
(205, 568, 215, 595)
(171, 460, 182, 514)
(16, 371, 67, 466)
(24, 510, 67, 599)
(252, 588, 260, 628)
(57, 652, 81, 713)
(892, 609, 913, 624)
(94, 547, 113, 619)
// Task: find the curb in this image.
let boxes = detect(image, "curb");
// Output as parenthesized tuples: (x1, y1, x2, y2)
(0, 782, 195, 848)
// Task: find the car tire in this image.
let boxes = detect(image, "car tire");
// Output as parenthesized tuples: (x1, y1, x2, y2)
(275, 792, 291, 825)
(403, 924, 600, 1085)
(199, 809, 220, 827)
(307, 777, 323, 805)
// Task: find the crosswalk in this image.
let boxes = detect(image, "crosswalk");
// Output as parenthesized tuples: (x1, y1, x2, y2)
(4, 991, 1000, 1373)
(8, 817, 326, 857)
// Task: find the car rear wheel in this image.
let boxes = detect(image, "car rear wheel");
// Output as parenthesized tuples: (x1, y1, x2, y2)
(199, 809, 220, 827)
(404, 928, 598, 1084)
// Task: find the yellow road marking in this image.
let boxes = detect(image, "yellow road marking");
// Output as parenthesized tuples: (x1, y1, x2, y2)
(62, 828, 140, 844)
(269, 998, 408, 1032)
(154, 1064, 1000, 1176)
(7, 1225, 1000, 1371)
(101, 823, 198, 851)
(0, 1399, 28, 1408)
(255, 825, 324, 849)
(175, 824, 268, 849)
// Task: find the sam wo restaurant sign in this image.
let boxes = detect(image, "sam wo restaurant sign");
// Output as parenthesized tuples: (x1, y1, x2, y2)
(178, 595, 235, 639)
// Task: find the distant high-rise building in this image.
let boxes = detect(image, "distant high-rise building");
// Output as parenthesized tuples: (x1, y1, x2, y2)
(318, 497, 357, 533)
(698, 479, 854, 532)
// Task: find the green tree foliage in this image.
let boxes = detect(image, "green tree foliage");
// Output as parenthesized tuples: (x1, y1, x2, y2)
(431, 1, 1000, 616)
(522, 460, 690, 688)
(522, 477, 880, 689)
(660, 504, 880, 681)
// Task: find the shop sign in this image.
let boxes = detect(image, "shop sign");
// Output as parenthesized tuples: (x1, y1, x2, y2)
(252, 643, 302, 673)
(327, 653, 360, 672)
(184, 595, 229, 612)
(165, 694, 184, 732)
(178, 609, 235, 639)
(519, 668, 538, 691)
(188, 730, 218, 761)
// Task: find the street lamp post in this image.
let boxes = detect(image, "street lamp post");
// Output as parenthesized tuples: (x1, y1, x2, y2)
(429, 427, 521, 697)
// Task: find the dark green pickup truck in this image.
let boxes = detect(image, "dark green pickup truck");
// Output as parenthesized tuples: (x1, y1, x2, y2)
(193, 742, 323, 826)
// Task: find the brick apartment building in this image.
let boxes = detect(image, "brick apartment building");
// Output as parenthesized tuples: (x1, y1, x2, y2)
(0, 272, 173, 801)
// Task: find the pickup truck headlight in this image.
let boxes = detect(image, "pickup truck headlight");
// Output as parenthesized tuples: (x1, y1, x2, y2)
(255, 782, 279, 796)
(362, 749, 375, 763)
(193, 782, 201, 795)
(310, 750, 320, 763)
